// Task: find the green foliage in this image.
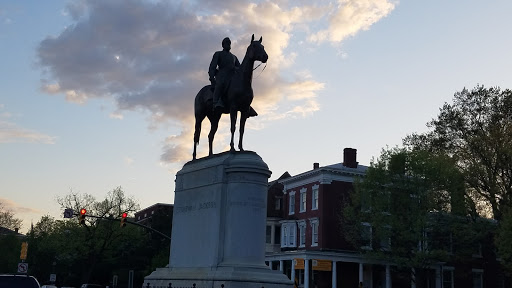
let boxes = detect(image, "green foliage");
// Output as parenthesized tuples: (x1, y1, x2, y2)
(0, 234, 23, 273)
(20, 187, 171, 287)
(404, 85, 512, 273)
(405, 85, 512, 221)
(496, 209, 512, 274)
(0, 201, 23, 230)
(345, 147, 483, 270)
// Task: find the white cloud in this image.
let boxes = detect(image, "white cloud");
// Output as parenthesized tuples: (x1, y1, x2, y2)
(0, 198, 41, 214)
(0, 108, 56, 144)
(309, 0, 396, 43)
(36, 0, 396, 163)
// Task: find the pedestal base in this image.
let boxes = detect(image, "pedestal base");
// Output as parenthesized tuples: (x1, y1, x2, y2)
(144, 266, 293, 288)
(144, 152, 292, 288)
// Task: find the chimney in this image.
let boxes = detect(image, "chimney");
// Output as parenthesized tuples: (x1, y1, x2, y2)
(343, 148, 358, 168)
(313, 163, 320, 169)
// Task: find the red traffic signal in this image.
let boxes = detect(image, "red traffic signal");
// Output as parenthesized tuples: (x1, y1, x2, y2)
(120, 212, 127, 227)
(79, 208, 86, 225)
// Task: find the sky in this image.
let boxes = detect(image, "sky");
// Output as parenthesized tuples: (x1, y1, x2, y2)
(1, 0, 511, 233)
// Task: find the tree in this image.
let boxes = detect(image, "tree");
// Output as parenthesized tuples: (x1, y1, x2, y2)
(405, 85, 512, 221)
(496, 208, 512, 274)
(345, 147, 487, 287)
(53, 186, 142, 285)
(0, 201, 23, 230)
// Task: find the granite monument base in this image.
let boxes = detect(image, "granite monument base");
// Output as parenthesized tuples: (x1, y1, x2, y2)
(144, 151, 292, 288)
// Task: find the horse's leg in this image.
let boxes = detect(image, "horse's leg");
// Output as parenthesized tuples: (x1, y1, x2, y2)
(238, 111, 248, 151)
(208, 113, 221, 156)
(230, 109, 237, 152)
(193, 113, 205, 160)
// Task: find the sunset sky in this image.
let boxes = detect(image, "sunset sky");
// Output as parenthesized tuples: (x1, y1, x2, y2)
(1, 0, 511, 232)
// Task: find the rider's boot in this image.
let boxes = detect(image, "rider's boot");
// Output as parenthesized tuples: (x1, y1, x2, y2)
(214, 99, 224, 111)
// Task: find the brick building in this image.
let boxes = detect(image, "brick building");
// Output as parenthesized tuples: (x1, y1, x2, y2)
(264, 148, 510, 288)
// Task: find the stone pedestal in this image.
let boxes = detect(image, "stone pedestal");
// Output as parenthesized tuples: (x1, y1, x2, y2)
(144, 151, 293, 288)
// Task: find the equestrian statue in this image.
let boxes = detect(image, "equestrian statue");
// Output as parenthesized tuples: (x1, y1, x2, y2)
(193, 34, 268, 160)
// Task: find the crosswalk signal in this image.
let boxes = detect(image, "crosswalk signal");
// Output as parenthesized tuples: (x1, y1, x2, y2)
(79, 208, 86, 225)
(120, 212, 127, 227)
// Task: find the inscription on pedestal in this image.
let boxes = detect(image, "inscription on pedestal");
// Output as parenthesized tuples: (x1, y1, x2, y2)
(174, 201, 218, 214)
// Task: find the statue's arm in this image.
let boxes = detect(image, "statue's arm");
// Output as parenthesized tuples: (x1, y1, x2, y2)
(208, 52, 219, 81)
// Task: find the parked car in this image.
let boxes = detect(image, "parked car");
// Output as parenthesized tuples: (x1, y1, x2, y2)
(0, 274, 40, 288)
(41, 285, 58, 288)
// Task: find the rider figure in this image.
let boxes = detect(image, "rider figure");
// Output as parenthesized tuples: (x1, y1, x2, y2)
(209, 37, 240, 111)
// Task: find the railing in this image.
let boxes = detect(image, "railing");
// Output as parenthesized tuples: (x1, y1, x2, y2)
(143, 283, 266, 288)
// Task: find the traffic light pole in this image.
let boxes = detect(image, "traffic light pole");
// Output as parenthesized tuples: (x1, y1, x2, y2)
(72, 213, 171, 241)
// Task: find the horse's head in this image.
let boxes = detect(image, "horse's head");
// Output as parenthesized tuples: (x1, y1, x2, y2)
(248, 34, 268, 63)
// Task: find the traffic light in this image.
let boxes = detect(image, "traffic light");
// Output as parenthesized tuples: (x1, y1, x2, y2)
(79, 208, 86, 225)
(120, 212, 127, 227)
(20, 242, 28, 260)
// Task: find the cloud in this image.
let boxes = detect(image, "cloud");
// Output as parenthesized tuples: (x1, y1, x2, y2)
(309, 0, 396, 43)
(0, 198, 42, 214)
(0, 107, 56, 144)
(36, 0, 396, 163)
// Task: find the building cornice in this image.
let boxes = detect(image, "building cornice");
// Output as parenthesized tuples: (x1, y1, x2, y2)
(280, 166, 366, 192)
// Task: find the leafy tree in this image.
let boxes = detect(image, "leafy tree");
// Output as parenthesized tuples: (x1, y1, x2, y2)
(496, 208, 512, 274)
(0, 201, 23, 230)
(345, 147, 487, 287)
(0, 234, 23, 273)
(49, 186, 142, 285)
(405, 85, 512, 221)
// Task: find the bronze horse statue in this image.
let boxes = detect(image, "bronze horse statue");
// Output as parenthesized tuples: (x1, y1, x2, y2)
(193, 34, 268, 160)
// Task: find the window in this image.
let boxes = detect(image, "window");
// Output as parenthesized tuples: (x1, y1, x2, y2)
(473, 243, 483, 258)
(275, 198, 281, 210)
(361, 222, 372, 250)
(472, 269, 483, 288)
(274, 226, 281, 244)
(443, 269, 454, 288)
(310, 218, 319, 246)
(312, 185, 319, 210)
(300, 188, 307, 212)
(289, 191, 296, 215)
(266, 225, 272, 244)
(289, 225, 296, 247)
(298, 221, 306, 247)
(283, 226, 288, 246)
(379, 225, 391, 251)
(280, 221, 297, 248)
